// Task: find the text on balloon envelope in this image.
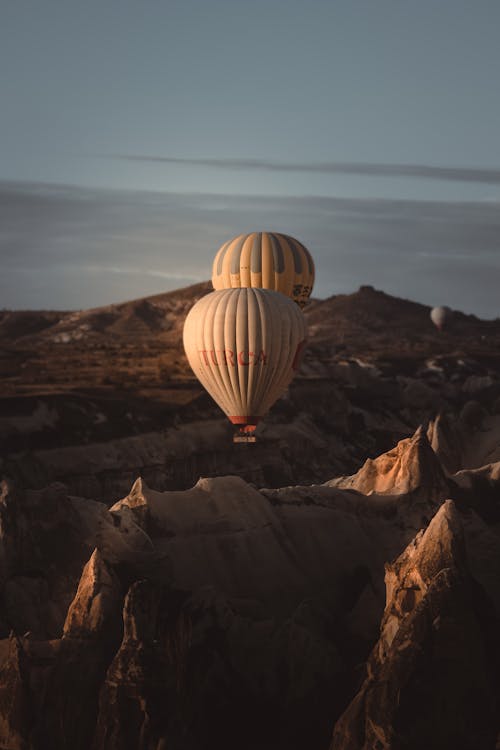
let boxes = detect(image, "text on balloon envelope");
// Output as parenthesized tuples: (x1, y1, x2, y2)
(198, 350, 268, 366)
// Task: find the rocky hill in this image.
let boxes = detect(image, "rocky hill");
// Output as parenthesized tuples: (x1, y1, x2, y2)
(1, 284, 500, 748)
(1, 283, 499, 502)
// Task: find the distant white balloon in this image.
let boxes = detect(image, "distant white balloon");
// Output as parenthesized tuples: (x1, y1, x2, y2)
(430, 306, 452, 331)
(183, 288, 306, 436)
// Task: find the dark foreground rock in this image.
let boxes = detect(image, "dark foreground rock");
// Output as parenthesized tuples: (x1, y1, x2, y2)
(0, 428, 499, 749)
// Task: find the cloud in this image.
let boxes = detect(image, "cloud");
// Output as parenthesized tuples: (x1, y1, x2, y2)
(82, 264, 202, 282)
(94, 154, 500, 185)
(1, 180, 499, 318)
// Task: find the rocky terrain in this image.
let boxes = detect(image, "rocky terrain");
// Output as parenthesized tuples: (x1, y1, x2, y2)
(1, 283, 500, 749)
(1, 283, 499, 500)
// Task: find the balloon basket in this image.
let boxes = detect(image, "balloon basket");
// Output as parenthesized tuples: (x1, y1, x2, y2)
(233, 428, 257, 443)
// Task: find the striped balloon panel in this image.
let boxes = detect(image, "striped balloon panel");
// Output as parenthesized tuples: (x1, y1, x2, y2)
(183, 288, 307, 425)
(212, 232, 315, 307)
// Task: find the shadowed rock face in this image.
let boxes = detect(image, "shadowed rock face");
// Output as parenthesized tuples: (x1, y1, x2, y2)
(427, 412, 464, 475)
(93, 582, 343, 750)
(92, 580, 186, 750)
(0, 480, 96, 639)
(428, 411, 500, 476)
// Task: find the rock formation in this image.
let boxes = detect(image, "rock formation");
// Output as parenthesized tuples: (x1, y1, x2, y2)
(1, 284, 500, 748)
(330, 501, 499, 750)
(0, 418, 499, 748)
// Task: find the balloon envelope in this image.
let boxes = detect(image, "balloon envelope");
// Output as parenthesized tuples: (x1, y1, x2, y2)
(183, 288, 306, 429)
(430, 305, 452, 330)
(212, 232, 315, 308)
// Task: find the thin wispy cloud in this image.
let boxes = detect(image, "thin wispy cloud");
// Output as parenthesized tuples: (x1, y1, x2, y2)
(82, 265, 202, 282)
(1, 180, 499, 318)
(94, 154, 500, 186)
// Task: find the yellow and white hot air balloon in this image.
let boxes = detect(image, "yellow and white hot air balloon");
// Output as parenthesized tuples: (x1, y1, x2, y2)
(183, 287, 306, 441)
(212, 232, 315, 308)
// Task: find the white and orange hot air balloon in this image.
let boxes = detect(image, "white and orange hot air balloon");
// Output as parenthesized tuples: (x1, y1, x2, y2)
(212, 232, 315, 308)
(183, 287, 306, 441)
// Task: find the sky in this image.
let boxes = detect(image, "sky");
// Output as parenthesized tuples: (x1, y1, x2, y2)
(1, 1, 500, 316)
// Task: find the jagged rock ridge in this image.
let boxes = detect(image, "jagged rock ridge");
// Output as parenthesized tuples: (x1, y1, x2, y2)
(0, 422, 499, 749)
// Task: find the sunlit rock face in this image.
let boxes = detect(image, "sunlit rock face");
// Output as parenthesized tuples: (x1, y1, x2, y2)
(62, 549, 123, 641)
(325, 427, 454, 537)
(327, 426, 449, 499)
(330, 501, 498, 750)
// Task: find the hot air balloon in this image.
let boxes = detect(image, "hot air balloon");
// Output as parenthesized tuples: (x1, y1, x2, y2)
(183, 287, 306, 442)
(430, 306, 452, 331)
(212, 232, 315, 308)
